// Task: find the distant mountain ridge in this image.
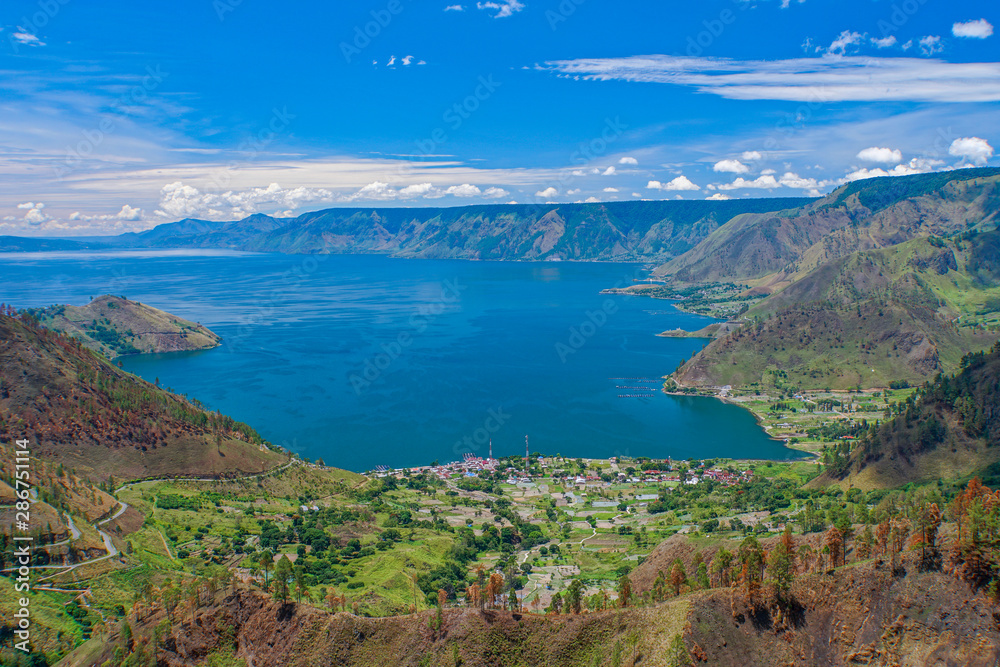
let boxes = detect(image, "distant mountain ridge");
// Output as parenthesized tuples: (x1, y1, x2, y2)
(4, 198, 815, 261)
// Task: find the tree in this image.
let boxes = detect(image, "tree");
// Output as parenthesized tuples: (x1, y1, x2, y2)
(696, 562, 710, 590)
(566, 579, 584, 614)
(913, 502, 943, 572)
(257, 551, 273, 589)
(550, 591, 563, 614)
(770, 526, 796, 602)
(710, 547, 734, 587)
(824, 527, 843, 569)
(617, 574, 632, 608)
(273, 555, 293, 604)
(669, 559, 687, 597)
(738, 536, 766, 606)
(294, 565, 308, 603)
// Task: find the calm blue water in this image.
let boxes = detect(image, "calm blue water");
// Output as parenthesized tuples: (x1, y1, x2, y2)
(0, 250, 806, 471)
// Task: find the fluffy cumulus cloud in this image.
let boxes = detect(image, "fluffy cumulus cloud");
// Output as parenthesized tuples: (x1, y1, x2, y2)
(155, 180, 513, 218)
(476, 0, 524, 18)
(647, 176, 700, 191)
(706, 193, 732, 200)
(444, 4, 465, 10)
(618, 156, 639, 165)
(826, 30, 865, 55)
(740, 151, 762, 162)
(856, 146, 903, 164)
(949, 137, 994, 165)
(919, 36, 944, 56)
(535, 186, 559, 199)
(953, 19, 993, 39)
(69, 205, 145, 223)
(602, 166, 616, 176)
(871, 35, 897, 48)
(716, 174, 779, 190)
(713, 159, 750, 174)
(842, 157, 946, 182)
(603, 187, 619, 192)
(16, 202, 50, 226)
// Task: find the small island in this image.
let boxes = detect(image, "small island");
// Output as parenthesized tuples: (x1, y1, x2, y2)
(25, 294, 221, 358)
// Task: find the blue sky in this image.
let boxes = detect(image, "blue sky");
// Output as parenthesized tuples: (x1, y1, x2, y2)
(1, 0, 997, 235)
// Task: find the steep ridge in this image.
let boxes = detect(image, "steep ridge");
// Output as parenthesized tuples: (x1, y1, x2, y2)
(0, 312, 284, 482)
(675, 234, 1000, 390)
(657, 168, 1000, 288)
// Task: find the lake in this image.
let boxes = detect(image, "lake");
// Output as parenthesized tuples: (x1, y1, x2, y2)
(0, 250, 807, 471)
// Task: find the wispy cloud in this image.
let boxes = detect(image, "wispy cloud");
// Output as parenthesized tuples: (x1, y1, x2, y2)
(11, 29, 45, 47)
(444, 4, 465, 11)
(477, 0, 525, 18)
(539, 54, 1000, 102)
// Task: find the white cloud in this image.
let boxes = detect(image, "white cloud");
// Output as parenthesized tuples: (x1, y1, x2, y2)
(603, 187, 619, 192)
(856, 146, 903, 164)
(827, 30, 865, 56)
(871, 35, 897, 48)
(535, 186, 559, 198)
(647, 176, 700, 191)
(483, 187, 509, 198)
(618, 156, 638, 165)
(706, 193, 732, 200)
(17, 202, 50, 226)
(539, 54, 1000, 102)
(402, 55, 415, 66)
(713, 159, 750, 174)
(953, 19, 993, 39)
(584, 196, 601, 203)
(399, 182, 435, 197)
(919, 36, 943, 56)
(716, 174, 780, 190)
(949, 137, 994, 165)
(631, 192, 641, 197)
(566, 188, 581, 195)
(12, 30, 44, 47)
(777, 172, 818, 190)
(444, 4, 465, 10)
(443, 183, 483, 197)
(387, 55, 397, 67)
(842, 157, 946, 183)
(602, 166, 616, 176)
(476, 0, 524, 18)
(740, 151, 762, 162)
(116, 204, 143, 221)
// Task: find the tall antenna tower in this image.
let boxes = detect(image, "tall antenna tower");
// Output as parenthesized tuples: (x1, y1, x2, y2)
(489, 439, 492, 461)
(525, 435, 529, 476)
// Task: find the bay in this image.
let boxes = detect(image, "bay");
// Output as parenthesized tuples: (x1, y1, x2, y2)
(0, 250, 807, 471)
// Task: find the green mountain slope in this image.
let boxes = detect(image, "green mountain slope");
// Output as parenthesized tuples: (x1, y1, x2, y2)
(675, 234, 1000, 390)
(657, 168, 1000, 288)
(24, 295, 221, 359)
(0, 312, 283, 482)
(817, 341, 1000, 489)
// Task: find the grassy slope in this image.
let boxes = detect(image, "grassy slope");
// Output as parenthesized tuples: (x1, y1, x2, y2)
(676, 234, 1000, 391)
(26, 295, 220, 359)
(814, 340, 1000, 489)
(0, 313, 284, 482)
(657, 168, 1000, 287)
